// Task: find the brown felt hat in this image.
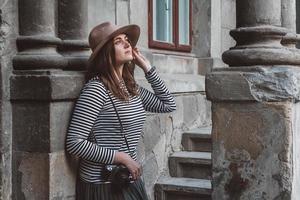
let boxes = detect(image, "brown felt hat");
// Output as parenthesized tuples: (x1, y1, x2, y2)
(88, 21, 140, 62)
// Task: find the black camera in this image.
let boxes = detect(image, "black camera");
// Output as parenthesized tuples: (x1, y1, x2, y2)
(103, 164, 132, 190)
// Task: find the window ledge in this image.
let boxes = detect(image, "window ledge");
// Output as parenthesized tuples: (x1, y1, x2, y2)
(148, 48, 197, 58)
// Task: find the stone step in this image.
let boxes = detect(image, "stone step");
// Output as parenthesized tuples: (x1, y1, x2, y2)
(155, 177, 212, 200)
(169, 151, 212, 179)
(182, 127, 212, 152)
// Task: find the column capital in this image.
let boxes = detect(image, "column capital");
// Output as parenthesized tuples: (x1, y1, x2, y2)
(223, 0, 300, 67)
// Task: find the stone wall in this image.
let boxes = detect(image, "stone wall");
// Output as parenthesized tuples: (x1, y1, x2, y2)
(221, 0, 236, 56)
(138, 92, 211, 199)
(0, 0, 18, 199)
(297, 0, 300, 48)
(2, 0, 237, 199)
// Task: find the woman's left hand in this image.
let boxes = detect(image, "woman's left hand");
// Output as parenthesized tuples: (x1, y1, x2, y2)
(132, 47, 152, 73)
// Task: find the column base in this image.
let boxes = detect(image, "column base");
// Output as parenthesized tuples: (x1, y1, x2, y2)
(13, 54, 67, 70)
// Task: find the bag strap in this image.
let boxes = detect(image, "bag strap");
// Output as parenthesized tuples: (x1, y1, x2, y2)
(107, 93, 134, 157)
(88, 85, 133, 157)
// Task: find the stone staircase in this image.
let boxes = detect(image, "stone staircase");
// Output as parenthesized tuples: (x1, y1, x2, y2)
(154, 127, 212, 200)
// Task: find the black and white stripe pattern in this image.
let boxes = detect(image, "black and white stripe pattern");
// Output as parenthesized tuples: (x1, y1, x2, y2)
(66, 67, 176, 183)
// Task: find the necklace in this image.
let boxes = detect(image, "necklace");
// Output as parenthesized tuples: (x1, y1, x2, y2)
(118, 78, 130, 98)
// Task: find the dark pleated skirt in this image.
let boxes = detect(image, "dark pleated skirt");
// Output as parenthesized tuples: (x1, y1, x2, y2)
(76, 178, 149, 200)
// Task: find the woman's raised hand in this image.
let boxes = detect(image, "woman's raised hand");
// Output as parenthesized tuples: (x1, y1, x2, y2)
(132, 47, 152, 73)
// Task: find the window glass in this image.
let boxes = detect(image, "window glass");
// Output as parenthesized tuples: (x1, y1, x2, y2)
(178, 0, 189, 45)
(153, 0, 173, 43)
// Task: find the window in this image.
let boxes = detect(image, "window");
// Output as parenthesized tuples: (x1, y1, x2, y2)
(149, 0, 192, 52)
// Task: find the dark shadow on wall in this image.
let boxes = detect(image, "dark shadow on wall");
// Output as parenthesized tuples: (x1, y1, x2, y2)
(297, 0, 300, 48)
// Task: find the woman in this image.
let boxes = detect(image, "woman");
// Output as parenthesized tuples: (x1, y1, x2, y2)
(66, 22, 176, 200)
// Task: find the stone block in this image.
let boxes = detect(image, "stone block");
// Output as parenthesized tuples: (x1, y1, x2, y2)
(206, 70, 256, 101)
(50, 72, 85, 100)
(50, 102, 75, 152)
(13, 152, 49, 200)
(12, 102, 50, 152)
(10, 71, 85, 101)
(212, 102, 293, 199)
(11, 74, 52, 100)
(12, 100, 76, 153)
(49, 151, 77, 200)
(206, 66, 300, 102)
(12, 151, 77, 200)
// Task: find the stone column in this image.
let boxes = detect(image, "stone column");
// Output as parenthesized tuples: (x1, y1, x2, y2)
(13, 0, 66, 69)
(223, 0, 300, 66)
(206, 0, 300, 199)
(58, 0, 90, 70)
(281, 0, 300, 48)
(11, 0, 86, 199)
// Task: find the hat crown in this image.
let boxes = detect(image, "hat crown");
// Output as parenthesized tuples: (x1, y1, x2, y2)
(88, 22, 140, 62)
(89, 22, 118, 51)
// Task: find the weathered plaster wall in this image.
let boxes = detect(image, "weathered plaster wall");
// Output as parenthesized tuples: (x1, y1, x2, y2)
(221, 0, 236, 54)
(212, 101, 293, 199)
(292, 102, 300, 198)
(0, 0, 18, 199)
(138, 93, 211, 199)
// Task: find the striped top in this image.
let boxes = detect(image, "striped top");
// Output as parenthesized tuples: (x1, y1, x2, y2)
(66, 67, 176, 183)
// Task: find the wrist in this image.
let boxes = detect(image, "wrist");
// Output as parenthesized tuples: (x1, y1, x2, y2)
(143, 64, 152, 73)
(114, 152, 125, 164)
(114, 152, 130, 164)
(145, 66, 156, 76)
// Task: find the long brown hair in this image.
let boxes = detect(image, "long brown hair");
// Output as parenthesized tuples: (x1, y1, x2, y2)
(86, 39, 138, 101)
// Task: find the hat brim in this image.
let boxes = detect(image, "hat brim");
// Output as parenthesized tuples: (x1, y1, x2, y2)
(88, 24, 140, 63)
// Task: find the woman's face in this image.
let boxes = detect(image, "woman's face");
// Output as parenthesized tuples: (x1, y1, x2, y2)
(113, 33, 133, 65)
